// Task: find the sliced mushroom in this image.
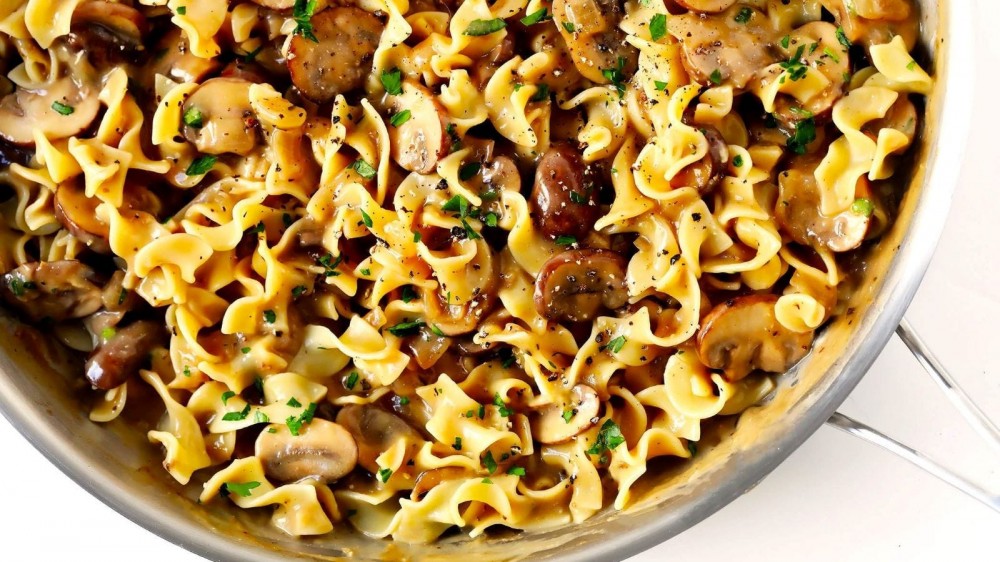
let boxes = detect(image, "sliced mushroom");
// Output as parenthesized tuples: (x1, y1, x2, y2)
(552, 0, 637, 84)
(412, 466, 474, 501)
(670, 125, 729, 194)
(85, 320, 167, 390)
(696, 294, 814, 381)
(255, 418, 358, 483)
(66, 0, 148, 68)
(1, 261, 103, 322)
(534, 249, 628, 323)
(668, 5, 778, 89)
(531, 384, 600, 444)
(0, 139, 32, 167)
(769, 22, 850, 126)
(776, 162, 870, 252)
(530, 143, 601, 240)
(181, 78, 259, 156)
(335, 405, 423, 473)
(144, 29, 221, 86)
(286, 7, 383, 103)
(470, 34, 515, 88)
(387, 80, 449, 174)
(820, 0, 919, 51)
(0, 78, 100, 146)
(674, 0, 737, 12)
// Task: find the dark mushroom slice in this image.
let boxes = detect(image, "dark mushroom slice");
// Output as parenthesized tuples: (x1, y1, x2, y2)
(531, 384, 600, 444)
(1, 261, 103, 322)
(286, 7, 383, 103)
(255, 418, 358, 483)
(85, 320, 167, 390)
(769, 22, 850, 126)
(412, 467, 474, 501)
(181, 78, 259, 156)
(776, 163, 870, 252)
(552, 0, 638, 84)
(387, 80, 449, 174)
(696, 294, 814, 381)
(674, 0, 737, 12)
(335, 405, 423, 474)
(670, 125, 729, 194)
(0, 77, 101, 146)
(668, 5, 777, 89)
(470, 34, 515, 88)
(66, 0, 148, 68)
(534, 249, 629, 323)
(530, 143, 601, 240)
(820, 0, 919, 51)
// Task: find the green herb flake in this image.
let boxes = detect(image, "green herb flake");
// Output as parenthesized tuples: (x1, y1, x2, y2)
(343, 371, 360, 390)
(555, 235, 576, 246)
(222, 403, 251, 422)
(464, 18, 506, 36)
(317, 253, 344, 277)
(500, 350, 516, 369)
(51, 101, 74, 115)
(380, 68, 403, 95)
(851, 198, 875, 217)
(787, 118, 816, 155)
(601, 335, 627, 354)
(823, 47, 841, 64)
(459, 162, 481, 181)
(482, 450, 498, 473)
(602, 56, 627, 98)
(906, 60, 918, 71)
(653, 80, 668, 91)
(401, 285, 417, 303)
(836, 27, 852, 50)
(359, 267, 371, 276)
(461, 218, 481, 240)
(176, 6, 186, 15)
(183, 366, 191, 377)
(291, 285, 308, 299)
(452, 436, 463, 451)
(221, 390, 236, 405)
(222, 481, 260, 498)
(287, 397, 302, 408)
(254, 410, 269, 423)
(521, 8, 551, 26)
(649, 13, 667, 41)
(399, 396, 410, 406)
(263, 309, 276, 323)
(709, 68, 723, 85)
(733, 154, 744, 168)
(780, 35, 791, 49)
(117, 288, 128, 305)
(734, 6, 753, 23)
(481, 478, 493, 484)
(442, 194, 471, 217)
(350, 159, 377, 180)
(359, 209, 374, 228)
(506, 466, 526, 476)
(779, 45, 809, 82)
(240, 346, 251, 355)
(569, 191, 586, 204)
(378, 468, 393, 483)
(562, 409, 576, 423)
(389, 109, 411, 128)
(562, 21, 576, 33)
(285, 402, 317, 436)
(387, 319, 426, 337)
(483, 212, 499, 227)
(430, 324, 446, 337)
(292, 0, 318, 42)
(185, 155, 217, 177)
(586, 419, 626, 457)
(687, 441, 698, 456)
(100, 327, 116, 340)
(530, 83, 550, 102)
(492, 392, 513, 417)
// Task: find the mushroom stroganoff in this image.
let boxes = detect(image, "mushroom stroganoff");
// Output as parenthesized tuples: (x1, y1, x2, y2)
(0, 0, 929, 544)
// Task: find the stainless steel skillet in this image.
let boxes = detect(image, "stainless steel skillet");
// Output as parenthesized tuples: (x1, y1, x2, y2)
(0, 1, 985, 560)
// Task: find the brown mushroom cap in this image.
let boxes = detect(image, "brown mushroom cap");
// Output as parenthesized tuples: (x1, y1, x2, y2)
(67, 0, 148, 68)
(674, 0, 737, 12)
(1, 261, 103, 322)
(387, 80, 449, 174)
(534, 248, 629, 323)
(181, 77, 259, 156)
(85, 320, 167, 390)
(552, 0, 638, 84)
(286, 7, 383, 103)
(668, 5, 777, 89)
(530, 142, 601, 240)
(335, 405, 423, 473)
(531, 384, 600, 444)
(670, 125, 729, 194)
(255, 418, 358, 483)
(696, 294, 814, 381)
(0, 78, 100, 146)
(776, 164, 870, 252)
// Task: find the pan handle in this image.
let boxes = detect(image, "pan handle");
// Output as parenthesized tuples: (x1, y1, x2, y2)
(827, 319, 1000, 514)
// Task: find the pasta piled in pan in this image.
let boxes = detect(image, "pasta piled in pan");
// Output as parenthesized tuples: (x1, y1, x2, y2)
(0, 0, 929, 542)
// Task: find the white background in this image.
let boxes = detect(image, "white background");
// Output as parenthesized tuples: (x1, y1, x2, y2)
(1, 3, 998, 561)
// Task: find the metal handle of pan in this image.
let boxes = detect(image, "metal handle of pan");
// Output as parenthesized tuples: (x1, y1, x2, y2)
(827, 319, 1000, 514)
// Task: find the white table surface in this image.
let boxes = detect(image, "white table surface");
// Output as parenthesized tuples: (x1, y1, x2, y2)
(2, 3, 998, 561)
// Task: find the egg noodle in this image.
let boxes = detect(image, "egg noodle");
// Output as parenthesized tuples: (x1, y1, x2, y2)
(0, 0, 929, 542)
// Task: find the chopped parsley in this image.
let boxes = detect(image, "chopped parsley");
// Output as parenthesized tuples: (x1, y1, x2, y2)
(460, 218, 481, 240)
(183, 366, 191, 377)
(602, 56, 627, 98)
(182, 106, 203, 128)
(263, 309, 276, 323)
(100, 327, 116, 340)
(380, 68, 403, 95)
(359, 209, 373, 228)
(240, 346, 251, 354)
(401, 285, 417, 303)
(350, 159, 377, 180)
(906, 60, 918, 71)
(222, 403, 251, 422)
(521, 8, 550, 26)
(562, 409, 576, 423)
(430, 324, 446, 337)
(453, 436, 463, 451)
(483, 212, 498, 227)
(492, 392, 513, 417)
(254, 410, 269, 424)
(506, 466, 526, 476)
(733, 154, 744, 168)
(482, 450, 498, 473)
(649, 13, 667, 41)
(653, 80, 668, 92)
(360, 267, 371, 276)
(601, 335, 627, 354)
(399, 396, 410, 406)
(555, 235, 576, 246)
(442, 194, 471, 217)
(185, 155, 217, 177)
(562, 21, 576, 33)
(687, 441, 698, 456)
(586, 419, 626, 462)
(118, 288, 128, 305)
(481, 478, 493, 484)
(285, 402, 317, 436)
(389, 109, 411, 127)
(291, 285, 308, 299)
(51, 101, 74, 115)
(342, 372, 359, 391)
(823, 47, 841, 64)
(222, 481, 260, 498)
(459, 162, 481, 181)
(530, 83, 550, 102)
(464, 18, 506, 36)
(387, 319, 425, 336)
(851, 198, 875, 217)
(317, 253, 343, 277)
(499, 349, 517, 369)
(569, 190, 587, 204)
(779, 45, 809, 82)
(287, 397, 302, 408)
(709, 68, 723, 85)
(378, 468, 393, 483)
(292, 0, 318, 42)
(176, 6, 186, 15)
(780, 35, 790, 49)
(836, 27, 852, 49)
(413, 231, 422, 243)
(734, 6, 753, 23)
(221, 390, 236, 404)
(786, 118, 816, 155)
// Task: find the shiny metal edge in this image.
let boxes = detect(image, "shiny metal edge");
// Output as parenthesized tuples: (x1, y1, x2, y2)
(0, 1, 975, 560)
